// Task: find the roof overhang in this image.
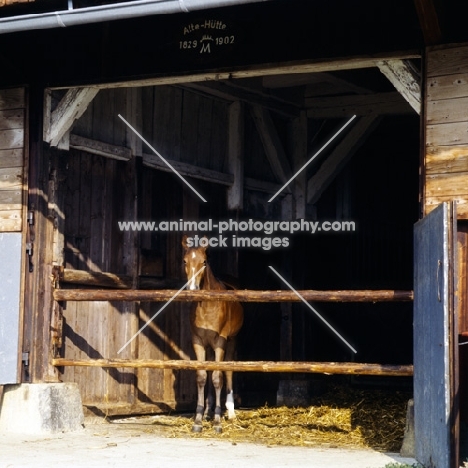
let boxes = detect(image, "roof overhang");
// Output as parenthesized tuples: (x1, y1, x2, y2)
(0, 0, 275, 35)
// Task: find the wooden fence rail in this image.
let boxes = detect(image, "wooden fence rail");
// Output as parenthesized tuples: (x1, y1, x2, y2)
(51, 358, 414, 376)
(53, 288, 413, 302)
(52, 287, 413, 377)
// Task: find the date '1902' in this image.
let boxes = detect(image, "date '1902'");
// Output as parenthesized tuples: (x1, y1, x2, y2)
(179, 36, 235, 53)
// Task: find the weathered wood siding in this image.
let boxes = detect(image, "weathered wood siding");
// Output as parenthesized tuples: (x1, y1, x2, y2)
(425, 43, 468, 218)
(61, 151, 142, 412)
(0, 88, 25, 232)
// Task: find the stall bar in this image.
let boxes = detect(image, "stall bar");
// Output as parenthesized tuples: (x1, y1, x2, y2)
(53, 289, 414, 302)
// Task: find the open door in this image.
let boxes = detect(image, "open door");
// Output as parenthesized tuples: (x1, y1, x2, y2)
(414, 202, 459, 468)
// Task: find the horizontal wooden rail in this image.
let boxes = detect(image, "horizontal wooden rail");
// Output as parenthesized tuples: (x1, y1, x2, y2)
(52, 358, 413, 376)
(53, 288, 413, 303)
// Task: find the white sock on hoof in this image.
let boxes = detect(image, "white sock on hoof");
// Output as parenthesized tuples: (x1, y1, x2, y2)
(226, 391, 235, 419)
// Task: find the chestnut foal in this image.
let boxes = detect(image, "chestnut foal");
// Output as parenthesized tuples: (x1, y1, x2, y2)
(182, 235, 243, 433)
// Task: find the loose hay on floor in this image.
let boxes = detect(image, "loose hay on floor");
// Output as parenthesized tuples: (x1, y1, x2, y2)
(136, 387, 410, 452)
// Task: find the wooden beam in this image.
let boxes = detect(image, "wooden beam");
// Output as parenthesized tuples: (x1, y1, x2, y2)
(53, 288, 413, 302)
(182, 81, 300, 118)
(307, 114, 381, 204)
(52, 358, 414, 376)
(58, 267, 132, 289)
(250, 105, 292, 187)
(244, 176, 287, 194)
(264, 72, 371, 95)
(143, 152, 234, 186)
(377, 60, 421, 114)
(67, 132, 287, 195)
(306, 92, 412, 118)
(45, 88, 99, 147)
(413, 0, 443, 46)
(144, 147, 288, 195)
(49, 51, 421, 91)
(70, 134, 132, 161)
(227, 101, 244, 210)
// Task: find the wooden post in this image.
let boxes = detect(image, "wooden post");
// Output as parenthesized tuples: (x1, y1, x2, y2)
(290, 111, 308, 220)
(48, 147, 67, 267)
(227, 101, 244, 210)
(280, 194, 293, 363)
(23, 85, 61, 383)
(119, 155, 141, 409)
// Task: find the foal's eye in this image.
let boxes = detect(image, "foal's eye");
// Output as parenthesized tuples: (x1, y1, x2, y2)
(183, 260, 187, 265)
(203, 260, 207, 265)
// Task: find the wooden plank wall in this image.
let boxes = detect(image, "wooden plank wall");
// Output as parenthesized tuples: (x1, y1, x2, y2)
(61, 86, 237, 413)
(62, 151, 141, 413)
(0, 88, 25, 232)
(425, 43, 468, 218)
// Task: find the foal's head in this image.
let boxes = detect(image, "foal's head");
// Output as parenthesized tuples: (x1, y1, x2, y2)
(182, 235, 208, 290)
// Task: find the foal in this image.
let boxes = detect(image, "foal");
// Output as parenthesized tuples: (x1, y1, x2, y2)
(182, 235, 243, 433)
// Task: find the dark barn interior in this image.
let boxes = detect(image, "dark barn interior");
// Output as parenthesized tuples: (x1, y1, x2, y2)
(50, 62, 420, 412)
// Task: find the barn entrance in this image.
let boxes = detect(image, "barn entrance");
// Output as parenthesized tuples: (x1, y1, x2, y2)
(38, 55, 420, 417)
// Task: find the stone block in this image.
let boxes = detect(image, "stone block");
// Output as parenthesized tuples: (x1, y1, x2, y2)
(0, 383, 84, 434)
(400, 398, 415, 457)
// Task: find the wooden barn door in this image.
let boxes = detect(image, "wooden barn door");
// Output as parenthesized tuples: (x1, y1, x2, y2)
(414, 202, 459, 468)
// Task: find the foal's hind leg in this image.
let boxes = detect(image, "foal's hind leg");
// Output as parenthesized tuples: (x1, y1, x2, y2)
(225, 337, 237, 419)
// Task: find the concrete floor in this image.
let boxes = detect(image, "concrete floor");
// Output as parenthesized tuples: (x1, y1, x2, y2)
(0, 422, 417, 468)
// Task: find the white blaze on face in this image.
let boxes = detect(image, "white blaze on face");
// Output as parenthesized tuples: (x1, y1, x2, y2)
(186, 252, 204, 290)
(188, 266, 198, 290)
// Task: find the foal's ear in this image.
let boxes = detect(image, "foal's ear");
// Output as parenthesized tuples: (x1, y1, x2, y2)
(181, 234, 189, 249)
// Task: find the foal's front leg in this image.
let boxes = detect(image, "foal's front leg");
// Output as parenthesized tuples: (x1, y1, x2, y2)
(212, 345, 226, 433)
(193, 342, 206, 433)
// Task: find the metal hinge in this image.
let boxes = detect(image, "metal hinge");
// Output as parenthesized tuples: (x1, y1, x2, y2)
(22, 352, 29, 367)
(27, 211, 34, 225)
(26, 242, 34, 272)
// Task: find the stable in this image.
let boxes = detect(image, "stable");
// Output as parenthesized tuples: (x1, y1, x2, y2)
(0, 1, 467, 466)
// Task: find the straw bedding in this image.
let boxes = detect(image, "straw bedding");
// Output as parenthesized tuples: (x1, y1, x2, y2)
(138, 386, 410, 452)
